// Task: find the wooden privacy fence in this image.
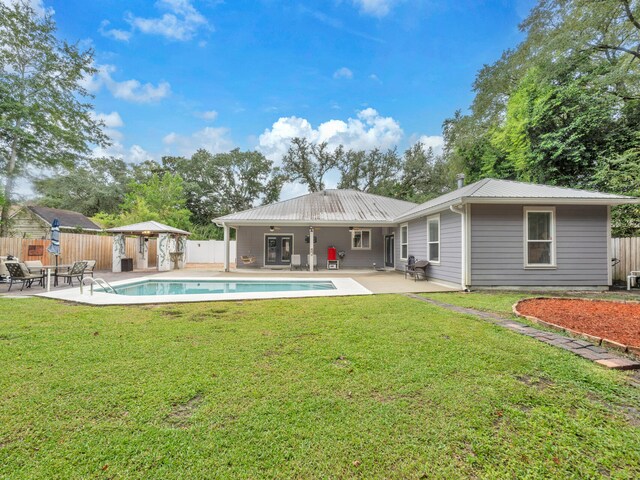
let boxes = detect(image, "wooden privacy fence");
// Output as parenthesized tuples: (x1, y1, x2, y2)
(612, 237, 640, 282)
(0, 233, 157, 271)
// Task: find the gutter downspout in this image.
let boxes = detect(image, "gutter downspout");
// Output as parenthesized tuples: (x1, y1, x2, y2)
(449, 204, 469, 291)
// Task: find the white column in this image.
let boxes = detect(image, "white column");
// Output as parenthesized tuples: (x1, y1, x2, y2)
(177, 236, 186, 269)
(309, 227, 314, 273)
(136, 237, 149, 270)
(223, 224, 230, 272)
(112, 234, 126, 273)
(157, 233, 171, 271)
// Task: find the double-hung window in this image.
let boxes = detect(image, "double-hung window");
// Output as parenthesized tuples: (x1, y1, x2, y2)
(524, 207, 555, 267)
(427, 215, 440, 263)
(400, 223, 408, 260)
(351, 229, 371, 250)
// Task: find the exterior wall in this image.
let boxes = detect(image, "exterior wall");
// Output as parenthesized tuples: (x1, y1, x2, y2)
(235, 226, 386, 269)
(395, 209, 462, 286)
(470, 204, 609, 287)
(8, 209, 49, 238)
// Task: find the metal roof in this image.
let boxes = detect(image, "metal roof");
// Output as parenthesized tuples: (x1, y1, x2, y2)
(106, 221, 191, 236)
(215, 189, 418, 225)
(395, 178, 638, 222)
(26, 206, 102, 231)
(216, 179, 638, 226)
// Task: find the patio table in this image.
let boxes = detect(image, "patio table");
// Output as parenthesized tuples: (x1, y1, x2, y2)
(40, 264, 72, 290)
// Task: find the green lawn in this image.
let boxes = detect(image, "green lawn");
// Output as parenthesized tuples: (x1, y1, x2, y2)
(1, 295, 639, 478)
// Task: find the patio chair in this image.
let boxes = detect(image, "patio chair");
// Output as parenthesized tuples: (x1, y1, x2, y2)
(290, 254, 302, 270)
(404, 255, 416, 279)
(24, 260, 44, 274)
(412, 260, 430, 282)
(56, 261, 88, 287)
(4, 261, 45, 291)
(82, 260, 97, 278)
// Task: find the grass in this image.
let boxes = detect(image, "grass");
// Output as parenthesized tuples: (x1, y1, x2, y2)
(1, 295, 639, 478)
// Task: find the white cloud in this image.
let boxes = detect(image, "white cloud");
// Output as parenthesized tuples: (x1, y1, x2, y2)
(369, 73, 382, 83)
(196, 110, 218, 121)
(81, 64, 171, 103)
(0, 0, 53, 17)
(257, 108, 404, 162)
(415, 135, 444, 156)
(92, 111, 124, 129)
(126, 0, 209, 41)
(99, 20, 132, 42)
(353, 0, 395, 17)
(333, 67, 353, 80)
(163, 126, 234, 156)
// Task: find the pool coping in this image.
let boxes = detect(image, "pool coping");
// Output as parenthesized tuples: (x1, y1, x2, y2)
(35, 276, 373, 305)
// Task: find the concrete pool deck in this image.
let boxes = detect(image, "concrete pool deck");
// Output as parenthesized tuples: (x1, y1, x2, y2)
(0, 266, 457, 301)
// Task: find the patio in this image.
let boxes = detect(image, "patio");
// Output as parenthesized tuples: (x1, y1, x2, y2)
(0, 266, 457, 297)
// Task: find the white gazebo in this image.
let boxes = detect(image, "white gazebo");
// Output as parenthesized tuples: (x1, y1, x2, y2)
(106, 221, 191, 272)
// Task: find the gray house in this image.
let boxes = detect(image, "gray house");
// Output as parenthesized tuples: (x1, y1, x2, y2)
(215, 178, 638, 290)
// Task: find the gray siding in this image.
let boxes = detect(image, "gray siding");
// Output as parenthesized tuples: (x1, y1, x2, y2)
(395, 209, 462, 286)
(235, 226, 386, 268)
(470, 204, 608, 287)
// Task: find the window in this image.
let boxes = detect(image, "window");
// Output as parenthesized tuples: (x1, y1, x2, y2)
(351, 229, 371, 250)
(400, 223, 408, 260)
(524, 207, 555, 267)
(427, 215, 440, 263)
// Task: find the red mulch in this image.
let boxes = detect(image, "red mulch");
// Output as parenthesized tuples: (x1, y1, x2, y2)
(517, 298, 640, 348)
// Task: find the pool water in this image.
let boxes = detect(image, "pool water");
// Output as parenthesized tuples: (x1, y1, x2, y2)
(109, 279, 337, 296)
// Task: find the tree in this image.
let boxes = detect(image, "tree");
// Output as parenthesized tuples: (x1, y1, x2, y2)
(0, 2, 108, 235)
(33, 158, 132, 216)
(396, 143, 451, 203)
(94, 173, 191, 231)
(162, 148, 283, 223)
(337, 148, 402, 196)
(281, 138, 343, 192)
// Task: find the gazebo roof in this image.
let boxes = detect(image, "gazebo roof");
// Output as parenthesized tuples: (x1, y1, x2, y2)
(106, 220, 191, 236)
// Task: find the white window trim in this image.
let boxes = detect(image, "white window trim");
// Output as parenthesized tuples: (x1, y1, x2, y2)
(427, 214, 441, 265)
(351, 228, 372, 250)
(400, 223, 408, 261)
(523, 206, 557, 269)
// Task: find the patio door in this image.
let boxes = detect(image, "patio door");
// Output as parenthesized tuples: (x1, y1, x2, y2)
(384, 234, 394, 267)
(265, 235, 293, 266)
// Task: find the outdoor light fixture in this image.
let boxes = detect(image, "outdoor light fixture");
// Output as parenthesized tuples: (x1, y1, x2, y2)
(269, 226, 275, 232)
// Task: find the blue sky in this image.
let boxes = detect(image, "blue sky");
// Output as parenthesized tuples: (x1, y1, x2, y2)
(37, 0, 534, 196)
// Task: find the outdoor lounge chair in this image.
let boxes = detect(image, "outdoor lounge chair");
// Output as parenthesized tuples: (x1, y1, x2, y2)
(24, 260, 44, 274)
(82, 260, 97, 277)
(4, 261, 45, 291)
(56, 261, 88, 287)
(290, 254, 302, 270)
(404, 255, 416, 279)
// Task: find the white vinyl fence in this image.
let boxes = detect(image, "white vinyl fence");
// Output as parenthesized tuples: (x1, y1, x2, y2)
(186, 240, 236, 264)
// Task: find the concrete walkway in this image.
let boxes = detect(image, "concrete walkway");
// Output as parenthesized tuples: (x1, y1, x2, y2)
(405, 293, 640, 371)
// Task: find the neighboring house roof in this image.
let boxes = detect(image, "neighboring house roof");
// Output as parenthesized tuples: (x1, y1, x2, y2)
(24, 206, 102, 231)
(215, 189, 418, 226)
(106, 221, 191, 236)
(215, 178, 639, 226)
(395, 178, 639, 223)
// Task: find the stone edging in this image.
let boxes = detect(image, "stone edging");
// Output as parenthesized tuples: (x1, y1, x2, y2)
(513, 297, 640, 359)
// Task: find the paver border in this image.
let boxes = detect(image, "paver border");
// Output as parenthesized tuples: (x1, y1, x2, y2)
(513, 297, 640, 359)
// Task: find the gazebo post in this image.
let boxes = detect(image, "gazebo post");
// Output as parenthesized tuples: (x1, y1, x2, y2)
(136, 236, 148, 270)
(157, 233, 171, 272)
(223, 224, 230, 272)
(112, 234, 126, 273)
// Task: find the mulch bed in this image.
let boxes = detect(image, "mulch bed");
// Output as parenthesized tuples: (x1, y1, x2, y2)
(516, 298, 640, 348)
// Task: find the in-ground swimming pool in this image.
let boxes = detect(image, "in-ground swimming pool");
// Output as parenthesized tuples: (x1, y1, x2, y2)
(107, 279, 337, 296)
(38, 276, 372, 305)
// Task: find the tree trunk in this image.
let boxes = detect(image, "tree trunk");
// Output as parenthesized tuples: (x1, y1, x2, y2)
(0, 140, 18, 237)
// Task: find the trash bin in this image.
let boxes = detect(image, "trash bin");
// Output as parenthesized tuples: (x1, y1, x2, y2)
(121, 258, 133, 272)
